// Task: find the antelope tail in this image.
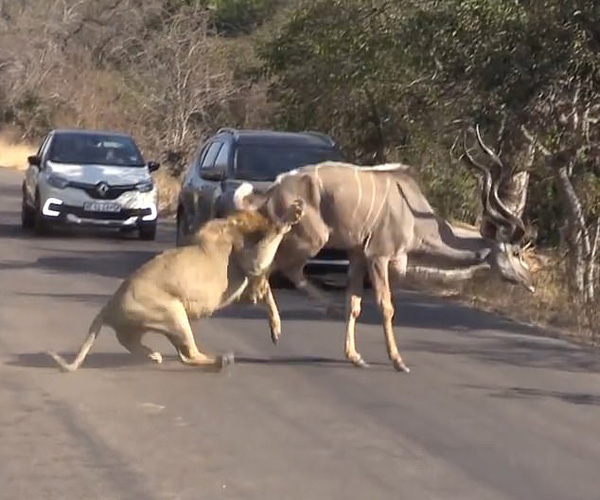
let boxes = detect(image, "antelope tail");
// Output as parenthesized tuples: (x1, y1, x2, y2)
(47, 309, 105, 372)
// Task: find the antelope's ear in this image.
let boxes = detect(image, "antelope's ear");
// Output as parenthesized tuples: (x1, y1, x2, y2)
(232, 183, 267, 211)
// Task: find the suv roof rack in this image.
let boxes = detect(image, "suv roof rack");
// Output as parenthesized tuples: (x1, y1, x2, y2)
(301, 130, 336, 146)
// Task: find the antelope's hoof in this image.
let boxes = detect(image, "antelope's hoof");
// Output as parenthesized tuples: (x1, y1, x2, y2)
(219, 352, 235, 370)
(270, 320, 281, 345)
(270, 331, 280, 345)
(149, 352, 163, 364)
(393, 358, 410, 373)
(349, 355, 369, 369)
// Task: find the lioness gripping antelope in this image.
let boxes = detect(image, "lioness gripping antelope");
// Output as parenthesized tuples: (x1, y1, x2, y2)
(47, 200, 304, 372)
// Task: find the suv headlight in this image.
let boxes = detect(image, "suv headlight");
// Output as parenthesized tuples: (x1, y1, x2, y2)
(46, 171, 70, 189)
(136, 180, 154, 193)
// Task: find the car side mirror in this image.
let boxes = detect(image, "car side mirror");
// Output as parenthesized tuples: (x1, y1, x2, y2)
(147, 161, 160, 172)
(200, 168, 226, 181)
(27, 155, 41, 167)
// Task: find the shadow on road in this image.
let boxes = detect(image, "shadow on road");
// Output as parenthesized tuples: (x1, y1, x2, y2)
(7, 351, 374, 371)
(407, 334, 600, 374)
(235, 355, 388, 369)
(0, 249, 157, 279)
(6, 351, 169, 370)
(16, 291, 110, 305)
(225, 303, 600, 373)
(37, 251, 156, 279)
(0, 209, 176, 244)
(219, 291, 549, 337)
(0, 221, 147, 242)
(0, 218, 38, 242)
(8, 351, 231, 373)
(463, 384, 600, 406)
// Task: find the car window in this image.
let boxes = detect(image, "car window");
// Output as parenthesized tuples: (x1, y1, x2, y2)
(234, 145, 344, 182)
(47, 132, 145, 166)
(213, 143, 230, 170)
(200, 142, 223, 169)
(37, 134, 52, 158)
(187, 144, 206, 180)
(191, 144, 206, 170)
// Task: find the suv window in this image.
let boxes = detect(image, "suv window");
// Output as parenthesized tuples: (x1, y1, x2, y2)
(200, 142, 223, 169)
(234, 144, 344, 182)
(190, 144, 205, 174)
(213, 142, 230, 171)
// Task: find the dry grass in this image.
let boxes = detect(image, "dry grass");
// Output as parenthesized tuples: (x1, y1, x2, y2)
(0, 133, 36, 170)
(406, 249, 600, 345)
(459, 253, 568, 324)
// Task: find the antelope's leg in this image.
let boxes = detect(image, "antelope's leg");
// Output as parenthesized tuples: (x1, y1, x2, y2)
(345, 254, 368, 368)
(367, 256, 410, 373)
(116, 328, 163, 364)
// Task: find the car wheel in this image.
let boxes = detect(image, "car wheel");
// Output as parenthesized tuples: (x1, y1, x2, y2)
(139, 222, 157, 241)
(21, 191, 35, 230)
(33, 193, 50, 236)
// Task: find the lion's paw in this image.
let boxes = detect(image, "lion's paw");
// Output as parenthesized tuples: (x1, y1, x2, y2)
(149, 352, 163, 364)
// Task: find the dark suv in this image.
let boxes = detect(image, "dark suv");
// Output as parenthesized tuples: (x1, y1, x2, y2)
(176, 128, 349, 270)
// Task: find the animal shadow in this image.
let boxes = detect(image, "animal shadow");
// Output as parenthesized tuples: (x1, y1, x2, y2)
(235, 354, 390, 370)
(6, 351, 168, 370)
(6, 351, 227, 373)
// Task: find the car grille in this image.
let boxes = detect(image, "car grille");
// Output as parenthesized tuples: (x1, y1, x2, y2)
(68, 181, 138, 200)
(61, 205, 152, 221)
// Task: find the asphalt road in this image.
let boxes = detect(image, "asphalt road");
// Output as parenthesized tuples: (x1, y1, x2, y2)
(1, 167, 600, 500)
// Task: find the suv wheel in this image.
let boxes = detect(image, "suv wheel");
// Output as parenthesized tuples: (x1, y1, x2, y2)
(21, 189, 35, 230)
(139, 222, 157, 241)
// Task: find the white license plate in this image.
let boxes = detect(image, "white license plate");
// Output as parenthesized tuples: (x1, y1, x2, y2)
(83, 202, 121, 213)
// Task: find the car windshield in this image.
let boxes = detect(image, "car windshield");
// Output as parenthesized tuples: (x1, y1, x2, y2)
(47, 132, 145, 167)
(234, 144, 344, 181)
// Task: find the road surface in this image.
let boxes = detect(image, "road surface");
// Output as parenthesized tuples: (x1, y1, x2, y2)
(1, 167, 600, 500)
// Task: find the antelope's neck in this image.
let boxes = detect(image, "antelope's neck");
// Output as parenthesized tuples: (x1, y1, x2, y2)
(412, 216, 491, 267)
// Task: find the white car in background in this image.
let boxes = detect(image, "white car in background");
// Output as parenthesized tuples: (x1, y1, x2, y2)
(21, 128, 160, 240)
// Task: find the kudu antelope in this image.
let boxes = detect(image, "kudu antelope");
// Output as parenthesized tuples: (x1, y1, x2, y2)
(230, 126, 535, 372)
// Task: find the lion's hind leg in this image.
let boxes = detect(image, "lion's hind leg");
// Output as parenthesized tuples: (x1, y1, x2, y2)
(115, 327, 163, 364)
(152, 301, 234, 371)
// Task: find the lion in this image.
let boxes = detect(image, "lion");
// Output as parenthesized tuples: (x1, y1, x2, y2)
(47, 199, 305, 372)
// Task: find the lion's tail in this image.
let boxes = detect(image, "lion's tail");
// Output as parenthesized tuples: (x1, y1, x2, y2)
(47, 308, 105, 373)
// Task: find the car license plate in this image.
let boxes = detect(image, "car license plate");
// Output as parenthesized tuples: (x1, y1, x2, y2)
(83, 202, 121, 213)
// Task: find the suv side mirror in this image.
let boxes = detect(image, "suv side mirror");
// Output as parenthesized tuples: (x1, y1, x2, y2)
(27, 155, 41, 167)
(147, 161, 160, 172)
(200, 168, 226, 181)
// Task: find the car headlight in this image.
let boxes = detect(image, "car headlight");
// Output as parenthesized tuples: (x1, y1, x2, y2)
(136, 180, 154, 193)
(46, 171, 70, 189)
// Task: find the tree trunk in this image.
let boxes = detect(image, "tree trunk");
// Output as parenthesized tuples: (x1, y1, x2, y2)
(554, 163, 595, 302)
